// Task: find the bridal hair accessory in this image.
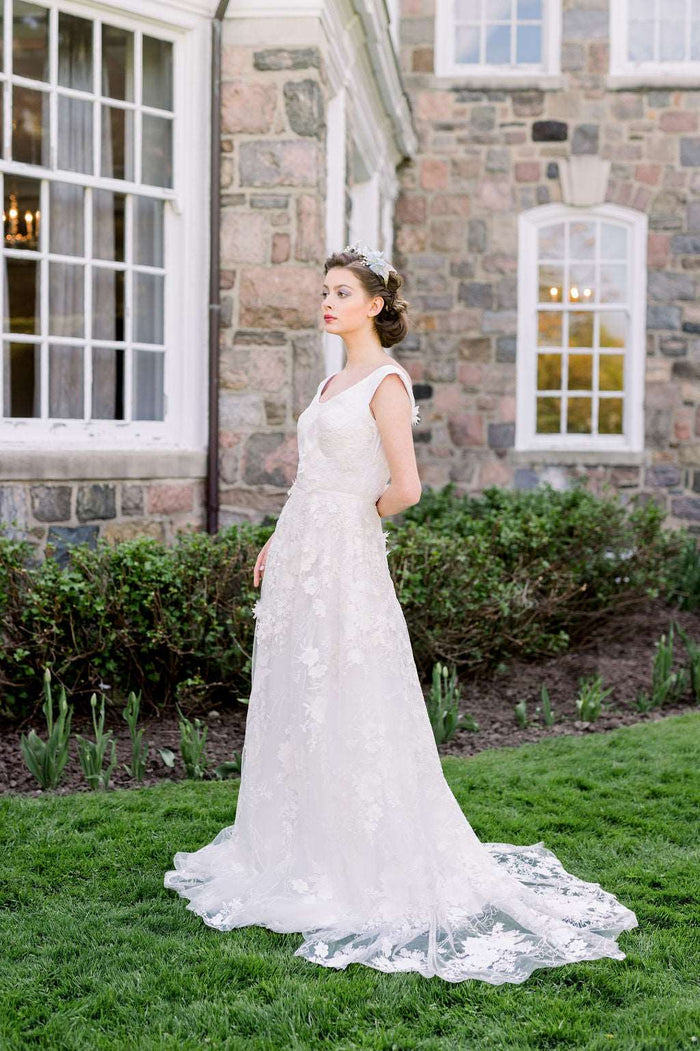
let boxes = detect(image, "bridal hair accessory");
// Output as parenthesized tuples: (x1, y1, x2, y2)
(344, 241, 397, 285)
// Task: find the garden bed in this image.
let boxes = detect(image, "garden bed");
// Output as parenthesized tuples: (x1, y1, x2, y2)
(1, 596, 697, 797)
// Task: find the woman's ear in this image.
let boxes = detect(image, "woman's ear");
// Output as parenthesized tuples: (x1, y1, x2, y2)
(367, 294, 384, 318)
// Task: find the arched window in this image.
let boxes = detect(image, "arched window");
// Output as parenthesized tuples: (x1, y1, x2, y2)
(516, 204, 647, 452)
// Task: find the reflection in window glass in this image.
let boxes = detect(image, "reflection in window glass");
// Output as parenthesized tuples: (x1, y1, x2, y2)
(4, 177, 41, 251)
(5, 259, 39, 334)
(599, 355, 624, 391)
(627, 3, 700, 64)
(134, 273, 165, 344)
(4, 342, 40, 417)
(101, 106, 134, 181)
(58, 97, 93, 174)
(92, 347, 125, 419)
(92, 269, 125, 341)
(134, 198, 164, 267)
(49, 263, 84, 338)
(12, 86, 50, 166)
(599, 397, 624, 434)
(143, 36, 173, 111)
(568, 312, 593, 347)
(537, 311, 562, 346)
(50, 183, 84, 256)
(58, 13, 93, 92)
(568, 354, 593, 390)
(133, 351, 164, 420)
(142, 115, 173, 188)
(93, 191, 125, 261)
(537, 353, 561, 390)
(567, 397, 591, 434)
(102, 25, 134, 102)
(13, 1, 49, 81)
(453, 2, 543, 67)
(536, 396, 560, 433)
(49, 344, 84, 418)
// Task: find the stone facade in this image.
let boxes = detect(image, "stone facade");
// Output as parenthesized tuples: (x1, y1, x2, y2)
(0, 477, 205, 563)
(395, 0, 700, 531)
(216, 40, 329, 525)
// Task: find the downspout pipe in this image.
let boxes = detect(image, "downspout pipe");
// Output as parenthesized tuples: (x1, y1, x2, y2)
(206, 0, 232, 534)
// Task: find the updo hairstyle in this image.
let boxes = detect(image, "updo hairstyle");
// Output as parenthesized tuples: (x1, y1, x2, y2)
(323, 249, 409, 348)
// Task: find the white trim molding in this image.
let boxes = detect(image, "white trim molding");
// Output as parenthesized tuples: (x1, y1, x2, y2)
(434, 0, 561, 81)
(610, 0, 700, 79)
(516, 203, 648, 455)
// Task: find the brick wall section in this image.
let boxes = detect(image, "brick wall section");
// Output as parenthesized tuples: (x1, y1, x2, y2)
(0, 480, 205, 563)
(217, 43, 328, 523)
(396, 0, 700, 532)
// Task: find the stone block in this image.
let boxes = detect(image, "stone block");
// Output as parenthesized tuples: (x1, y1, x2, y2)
(512, 92, 544, 118)
(659, 336, 687, 357)
(468, 218, 486, 252)
(562, 9, 608, 39)
(471, 105, 496, 130)
(429, 218, 466, 251)
(561, 42, 585, 71)
(240, 266, 319, 328)
(496, 336, 517, 362)
(481, 310, 517, 334)
(672, 497, 700, 520)
(571, 124, 599, 155)
(295, 194, 322, 262)
(477, 177, 514, 211)
(648, 271, 696, 301)
(121, 484, 144, 516)
(412, 46, 434, 73)
(645, 466, 681, 487)
(221, 210, 267, 264)
(487, 422, 515, 449)
(146, 484, 195, 515)
(611, 94, 643, 121)
(459, 336, 491, 361)
(222, 80, 277, 135)
(635, 164, 662, 186)
(648, 233, 671, 268)
(102, 519, 166, 544)
(647, 305, 682, 329)
(253, 48, 320, 71)
(243, 432, 298, 486)
(46, 525, 99, 567)
(514, 468, 539, 489)
(447, 414, 484, 446)
(532, 121, 568, 142)
(660, 111, 698, 133)
(30, 485, 71, 523)
(272, 232, 290, 263)
(458, 282, 493, 308)
(239, 141, 318, 187)
(283, 79, 324, 138)
(76, 484, 116, 522)
(420, 158, 449, 189)
(396, 195, 427, 224)
(515, 161, 540, 182)
(680, 138, 700, 166)
(250, 195, 289, 209)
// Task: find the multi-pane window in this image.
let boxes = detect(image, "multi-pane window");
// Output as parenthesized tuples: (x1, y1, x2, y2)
(435, 0, 560, 76)
(1, 1, 174, 423)
(611, 0, 700, 72)
(517, 206, 647, 451)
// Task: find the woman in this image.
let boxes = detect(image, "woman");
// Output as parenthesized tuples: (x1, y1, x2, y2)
(164, 243, 638, 984)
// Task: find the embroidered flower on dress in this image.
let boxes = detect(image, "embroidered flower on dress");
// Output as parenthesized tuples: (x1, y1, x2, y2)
(251, 600, 263, 619)
(412, 403, 421, 426)
(312, 940, 329, 959)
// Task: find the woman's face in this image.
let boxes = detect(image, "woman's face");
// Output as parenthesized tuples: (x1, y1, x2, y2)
(321, 267, 382, 339)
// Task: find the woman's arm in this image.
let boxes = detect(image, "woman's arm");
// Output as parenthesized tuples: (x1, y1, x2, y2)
(370, 372, 422, 517)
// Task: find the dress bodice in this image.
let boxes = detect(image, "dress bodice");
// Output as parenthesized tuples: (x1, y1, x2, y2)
(290, 363, 420, 503)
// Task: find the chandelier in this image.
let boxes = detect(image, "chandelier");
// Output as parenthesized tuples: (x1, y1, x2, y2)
(3, 192, 40, 247)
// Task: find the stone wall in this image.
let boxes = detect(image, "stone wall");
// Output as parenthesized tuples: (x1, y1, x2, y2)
(217, 40, 329, 524)
(0, 478, 205, 564)
(395, 0, 700, 532)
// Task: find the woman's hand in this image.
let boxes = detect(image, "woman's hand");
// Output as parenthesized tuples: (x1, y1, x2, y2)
(253, 534, 274, 588)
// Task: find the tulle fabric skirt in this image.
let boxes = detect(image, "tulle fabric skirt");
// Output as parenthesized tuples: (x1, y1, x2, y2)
(164, 484, 638, 984)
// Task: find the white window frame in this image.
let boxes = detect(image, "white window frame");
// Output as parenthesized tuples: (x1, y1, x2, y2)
(610, 0, 700, 79)
(516, 203, 647, 454)
(0, 0, 210, 453)
(434, 0, 561, 80)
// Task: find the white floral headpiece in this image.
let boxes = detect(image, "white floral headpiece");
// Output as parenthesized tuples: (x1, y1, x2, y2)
(343, 241, 397, 285)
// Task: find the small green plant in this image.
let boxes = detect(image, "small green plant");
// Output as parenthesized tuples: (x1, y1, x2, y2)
(575, 675, 613, 723)
(535, 684, 556, 726)
(426, 662, 479, 745)
(157, 747, 176, 769)
(75, 692, 118, 791)
(121, 689, 149, 781)
(215, 751, 243, 780)
(676, 623, 700, 705)
(663, 533, 700, 612)
(177, 706, 209, 779)
(19, 667, 73, 790)
(514, 698, 528, 728)
(637, 623, 689, 712)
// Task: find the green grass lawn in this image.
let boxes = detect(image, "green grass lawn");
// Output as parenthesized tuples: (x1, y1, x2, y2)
(1, 713, 699, 1051)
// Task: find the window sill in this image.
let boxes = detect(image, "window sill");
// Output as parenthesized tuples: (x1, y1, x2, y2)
(512, 449, 647, 466)
(1, 448, 207, 481)
(430, 71, 565, 91)
(606, 73, 700, 90)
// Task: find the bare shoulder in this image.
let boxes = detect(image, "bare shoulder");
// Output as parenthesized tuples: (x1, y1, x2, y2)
(374, 362, 412, 392)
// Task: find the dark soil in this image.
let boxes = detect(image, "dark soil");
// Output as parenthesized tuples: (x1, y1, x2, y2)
(2, 597, 698, 798)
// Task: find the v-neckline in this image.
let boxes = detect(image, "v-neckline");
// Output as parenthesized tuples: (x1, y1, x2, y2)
(317, 363, 395, 406)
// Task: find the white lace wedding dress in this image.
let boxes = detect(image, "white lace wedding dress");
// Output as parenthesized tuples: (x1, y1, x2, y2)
(164, 361, 638, 984)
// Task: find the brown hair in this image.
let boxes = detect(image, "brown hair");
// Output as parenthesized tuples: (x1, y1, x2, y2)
(323, 249, 409, 348)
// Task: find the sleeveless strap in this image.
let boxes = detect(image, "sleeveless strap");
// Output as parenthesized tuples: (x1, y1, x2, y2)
(366, 364, 421, 426)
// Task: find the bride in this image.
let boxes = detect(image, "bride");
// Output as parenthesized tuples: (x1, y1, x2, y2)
(164, 242, 638, 984)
